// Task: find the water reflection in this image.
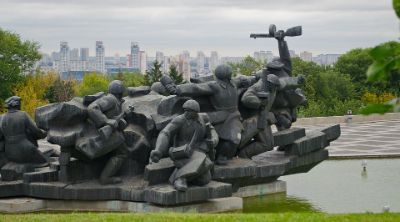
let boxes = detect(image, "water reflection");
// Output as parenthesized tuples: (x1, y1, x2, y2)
(242, 159, 400, 213)
(243, 193, 321, 213)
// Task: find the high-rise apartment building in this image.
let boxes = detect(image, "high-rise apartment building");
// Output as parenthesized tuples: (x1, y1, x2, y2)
(139, 51, 147, 74)
(70, 48, 79, 61)
(59, 41, 70, 73)
(196, 51, 205, 75)
(80, 48, 89, 61)
(210, 51, 219, 72)
(131, 42, 140, 69)
(95, 41, 105, 73)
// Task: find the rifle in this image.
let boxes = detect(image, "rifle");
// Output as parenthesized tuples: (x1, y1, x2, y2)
(250, 24, 302, 39)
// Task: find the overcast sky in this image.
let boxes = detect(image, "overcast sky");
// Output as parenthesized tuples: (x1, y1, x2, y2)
(0, 0, 399, 57)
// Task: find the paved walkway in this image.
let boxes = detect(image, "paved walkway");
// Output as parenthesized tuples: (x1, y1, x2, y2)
(299, 120, 400, 158)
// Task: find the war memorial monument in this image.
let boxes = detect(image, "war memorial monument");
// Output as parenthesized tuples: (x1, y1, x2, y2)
(0, 25, 340, 213)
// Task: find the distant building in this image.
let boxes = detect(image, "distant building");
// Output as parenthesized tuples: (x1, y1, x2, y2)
(289, 50, 298, 58)
(51, 51, 60, 61)
(139, 51, 147, 74)
(196, 51, 205, 75)
(253, 51, 268, 63)
(220, 57, 244, 64)
(131, 42, 140, 69)
(300, 51, 312, 62)
(313, 54, 341, 66)
(266, 51, 274, 62)
(95, 41, 105, 73)
(156, 51, 164, 63)
(59, 41, 70, 73)
(80, 48, 89, 61)
(126, 54, 132, 67)
(70, 48, 79, 61)
(210, 51, 219, 72)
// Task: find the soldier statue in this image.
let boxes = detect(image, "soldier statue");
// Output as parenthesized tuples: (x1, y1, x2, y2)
(162, 64, 256, 165)
(87, 80, 129, 184)
(251, 25, 307, 131)
(149, 100, 219, 191)
(239, 73, 305, 158)
(0, 96, 48, 165)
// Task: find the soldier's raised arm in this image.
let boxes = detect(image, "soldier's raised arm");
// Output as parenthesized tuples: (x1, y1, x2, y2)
(88, 97, 115, 128)
(276, 31, 292, 74)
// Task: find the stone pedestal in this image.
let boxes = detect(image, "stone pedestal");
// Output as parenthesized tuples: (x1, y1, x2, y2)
(0, 197, 242, 213)
(233, 180, 286, 198)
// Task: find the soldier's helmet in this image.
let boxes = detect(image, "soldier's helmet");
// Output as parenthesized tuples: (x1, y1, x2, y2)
(266, 74, 280, 86)
(214, 64, 232, 80)
(182, 99, 200, 112)
(266, 58, 284, 71)
(5, 96, 21, 109)
(108, 80, 125, 95)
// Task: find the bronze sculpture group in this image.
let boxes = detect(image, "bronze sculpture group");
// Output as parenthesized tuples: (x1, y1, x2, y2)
(0, 25, 340, 206)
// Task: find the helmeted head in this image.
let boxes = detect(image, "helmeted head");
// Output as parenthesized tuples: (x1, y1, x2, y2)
(214, 64, 232, 80)
(5, 96, 21, 110)
(182, 99, 200, 119)
(266, 58, 284, 71)
(108, 80, 125, 99)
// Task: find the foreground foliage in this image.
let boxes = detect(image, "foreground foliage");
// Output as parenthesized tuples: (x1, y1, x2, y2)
(0, 28, 41, 111)
(1, 213, 400, 222)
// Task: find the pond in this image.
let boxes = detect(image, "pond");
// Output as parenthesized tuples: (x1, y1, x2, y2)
(243, 158, 400, 213)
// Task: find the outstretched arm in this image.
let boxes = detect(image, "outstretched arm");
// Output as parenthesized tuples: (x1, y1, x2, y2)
(275, 30, 292, 74)
(176, 82, 215, 97)
(24, 112, 46, 139)
(278, 76, 305, 90)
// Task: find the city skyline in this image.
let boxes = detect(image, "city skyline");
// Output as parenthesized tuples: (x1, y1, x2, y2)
(0, 0, 398, 57)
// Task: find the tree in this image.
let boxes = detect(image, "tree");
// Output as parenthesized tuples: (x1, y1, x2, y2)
(76, 72, 110, 96)
(44, 77, 77, 103)
(0, 28, 41, 111)
(13, 72, 57, 117)
(229, 56, 265, 76)
(169, 64, 184, 84)
(112, 72, 145, 87)
(335, 48, 372, 85)
(145, 61, 163, 85)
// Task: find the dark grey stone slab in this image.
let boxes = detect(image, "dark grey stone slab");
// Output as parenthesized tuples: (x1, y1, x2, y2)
(0, 181, 24, 197)
(285, 131, 328, 156)
(1, 162, 35, 181)
(62, 182, 122, 200)
(273, 127, 306, 147)
(144, 181, 232, 206)
(23, 169, 58, 183)
(213, 158, 256, 180)
(24, 182, 67, 199)
(284, 149, 329, 175)
(321, 124, 341, 142)
(144, 158, 175, 185)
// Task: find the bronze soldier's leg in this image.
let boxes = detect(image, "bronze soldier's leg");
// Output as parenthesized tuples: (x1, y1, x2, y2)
(100, 144, 128, 185)
(215, 139, 238, 165)
(238, 126, 274, 158)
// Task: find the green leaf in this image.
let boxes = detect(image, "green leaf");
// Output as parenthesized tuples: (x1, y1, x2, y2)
(366, 61, 389, 81)
(369, 45, 395, 62)
(394, 0, 400, 18)
(359, 103, 394, 115)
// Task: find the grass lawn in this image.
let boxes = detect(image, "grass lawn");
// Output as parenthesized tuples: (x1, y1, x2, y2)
(1, 213, 400, 222)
